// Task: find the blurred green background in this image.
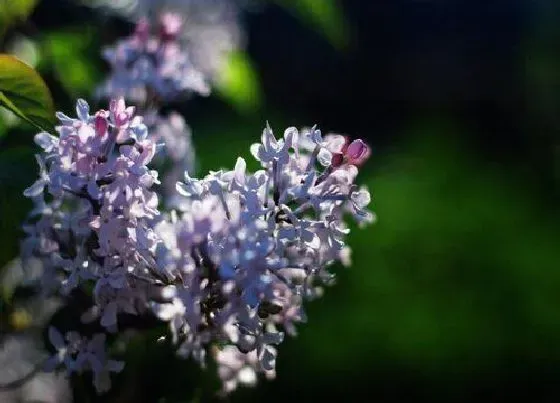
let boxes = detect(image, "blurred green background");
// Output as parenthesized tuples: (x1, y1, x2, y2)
(1, 0, 560, 402)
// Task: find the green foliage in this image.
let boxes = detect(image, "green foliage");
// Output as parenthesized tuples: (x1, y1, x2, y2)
(0, 0, 38, 37)
(0, 54, 55, 133)
(215, 51, 262, 114)
(40, 27, 102, 98)
(286, 125, 560, 380)
(275, 0, 350, 49)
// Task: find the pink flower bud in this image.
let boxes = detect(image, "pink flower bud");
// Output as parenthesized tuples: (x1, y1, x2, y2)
(345, 139, 370, 166)
(160, 12, 183, 41)
(95, 112, 108, 137)
(134, 18, 150, 42)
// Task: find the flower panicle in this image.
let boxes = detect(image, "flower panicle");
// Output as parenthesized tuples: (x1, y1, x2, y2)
(22, 99, 374, 395)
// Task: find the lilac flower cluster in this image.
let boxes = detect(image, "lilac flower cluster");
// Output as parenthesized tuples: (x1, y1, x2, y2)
(94, 0, 247, 210)
(95, 9, 203, 207)
(22, 98, 159, 390)
(86, 0, 245, 83)
(21, 99, 374, 394)
(149, 0, 245, 82)
(97, 13, 210, 103)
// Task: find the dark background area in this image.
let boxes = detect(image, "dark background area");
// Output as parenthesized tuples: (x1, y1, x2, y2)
(1, 0, 559, 402)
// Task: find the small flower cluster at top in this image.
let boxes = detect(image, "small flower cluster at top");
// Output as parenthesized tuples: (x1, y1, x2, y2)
(21, 98, 374, 394)
(97, 12, 210, 104)
(93, 0, 245, 94)
(96, 8, 221, 208)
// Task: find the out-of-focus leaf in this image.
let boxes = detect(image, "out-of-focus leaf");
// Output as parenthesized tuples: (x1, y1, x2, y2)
(0, 0, 38, 37)
(41, 27, 102, 97)
(0, 54, 55, 133)
(6, 34, 40, 68)
(275, 0, 349, 49)
(215, 51, 262, 113)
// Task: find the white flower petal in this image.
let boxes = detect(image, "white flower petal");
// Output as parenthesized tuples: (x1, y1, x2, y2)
(317, 148, 332, 167)
(34, 132, 58, 152)
(23, 179, 45, 197)
(76, 99, 90, 121)
(238, 367, 257, 385)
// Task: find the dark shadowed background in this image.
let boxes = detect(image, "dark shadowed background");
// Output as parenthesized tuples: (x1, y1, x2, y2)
(1, 0, 559, 402)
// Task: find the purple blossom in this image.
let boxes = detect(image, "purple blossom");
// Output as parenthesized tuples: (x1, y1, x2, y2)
(97, 13, 210, 103)
(45, 328, 124, 393)
(84, 0, 245, 85)
(154, 123, 373, 392)
(22, 98, 374, 395)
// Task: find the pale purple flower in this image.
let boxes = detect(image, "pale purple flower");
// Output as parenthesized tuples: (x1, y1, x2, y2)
(85, 0, 245, 84)
(97, 13, 210, 103)
(45, 329, 124, 393)
(21, 98, 374, 395)
(155, 123, 372, 391)
(74, 334, 125, 393)
(44, 328, 82, 374)
(250, 124, 295, 165)
(52, 247, 97, 295)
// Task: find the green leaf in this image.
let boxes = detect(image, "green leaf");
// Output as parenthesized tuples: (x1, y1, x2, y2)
(0, 0, 38, 37)
(0, 54, 55, 132)
(275, 0, 350, 49)
(41, 27, 102, 97)
(215, 51, 262, 113)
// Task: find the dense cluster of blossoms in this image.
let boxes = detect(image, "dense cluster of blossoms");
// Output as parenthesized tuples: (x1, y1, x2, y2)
(95, 2, 241, 207)
(93, 0, 253, 213)
(21, 98, 374, 394)
(97, 12, 210, 103)
(86, 0, 244, 83)
(136, 0, 246, 84)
